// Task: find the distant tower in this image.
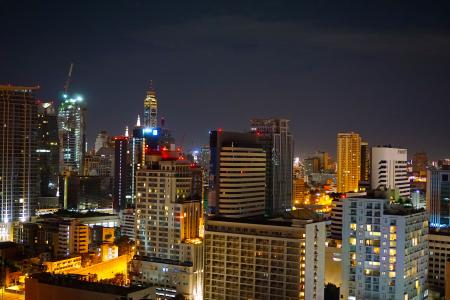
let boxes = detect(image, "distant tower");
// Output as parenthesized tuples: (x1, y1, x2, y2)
(337, 132, 361, 193)
(143, 81, 157, 128)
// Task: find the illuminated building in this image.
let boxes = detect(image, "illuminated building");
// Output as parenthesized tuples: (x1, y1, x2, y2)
(120, 208, 136, 240)
(337, 132, 361, 193)
(360, 141, 370, 184)
(143, 83, 158, 128)
(304, 157, 320, 177)
(114, 136, 132, 211)
(58, 94, 86, 174)
(311, 151, 333, 173)
(250, 118, 293, 216)
(412, 152, 428, 177)
(56, 220, 89, 257)
(341, 197, 428, 300)
(427, 168, 450, 228)
(293, 176, 306, 207)
(43, 256, 82, 273)
(427, 230, 450, 297)
(37, 101, 59, 197)
(371, 146, 410, 198)
(132, 153, 203, 299)
(204, 212, 326, 300)
(209, 130, 266, 218)
(0, 85, 39, 236)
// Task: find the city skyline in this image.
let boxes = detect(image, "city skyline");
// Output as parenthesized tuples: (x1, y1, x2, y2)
(1, 1, 450, 159)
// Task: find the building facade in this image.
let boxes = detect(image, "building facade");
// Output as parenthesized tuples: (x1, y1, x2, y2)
(360, 142, 370, 184)
(427, 168, 450, 228)
(341, 197, 428, 300)
(204, 216, 326, 300)
(337, 132, 361, 193)
(371, 146, 410, 198)
(209, 130, 266, 218)
(428, 231, 450, 297)
(250, 118, 293, 216)
(0, 85, 39, 236)
(58, 94, 86, 174)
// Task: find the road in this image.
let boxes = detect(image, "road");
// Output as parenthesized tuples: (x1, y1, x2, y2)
(0, 291, 24, 300)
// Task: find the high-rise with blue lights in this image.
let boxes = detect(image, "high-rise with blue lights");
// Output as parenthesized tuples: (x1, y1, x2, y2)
(58, 94, 86, 174)
(427, 167, 450, 228)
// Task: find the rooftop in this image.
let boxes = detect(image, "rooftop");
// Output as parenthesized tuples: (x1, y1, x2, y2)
(39, 209, 115, 219)
(29, 273, 149, 295)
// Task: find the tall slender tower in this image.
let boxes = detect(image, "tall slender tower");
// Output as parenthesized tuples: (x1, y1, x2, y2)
(58, 94, 86, 174)
(143, 82, 157, 128)
(250, 118, 293, 216)
(337, 132, 361, 193)
(0, 85, 39, 234)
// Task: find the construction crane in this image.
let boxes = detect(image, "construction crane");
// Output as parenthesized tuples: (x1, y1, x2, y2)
(63, 62, 74, 93)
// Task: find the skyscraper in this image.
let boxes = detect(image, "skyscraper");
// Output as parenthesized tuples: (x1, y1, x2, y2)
(427, 168, 450, 228)
(341, 197, 428, 299)
(132, 153, 203, 299)
(143, 84, 157, 128)
(371, 146, 410, 198)
(58, 94, 86, 174)
(412, 152, 428, 177)
(37, 101, 59, 197)
(209, 130, 266, 218)
(0, 85, 39, 237)
(94, 130, 110, 153)
(337, 132, 361, 193)
(360, 141, 370, 183)
(250, 118, 293, 216)
(113, 135, 131, 211)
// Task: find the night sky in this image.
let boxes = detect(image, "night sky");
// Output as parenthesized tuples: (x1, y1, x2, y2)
(1, 1, 450, 159)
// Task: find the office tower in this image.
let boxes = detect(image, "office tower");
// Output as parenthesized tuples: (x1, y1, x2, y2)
(37, 101, 59, 197)
(341, 197, 428, 300)
(371, 146, 410, 198)
(204, 213, 326, 300)
(209, 130, 266, 218)
(94, 130, 110, 153)
(114, 136, 132, 211)
(428, 230, 450, 297)
(337, 132, 361, 193)
(132, 154, 203, 299)
(413, 152, 428, 177)
(360, 141, 370, 182)
(143, 85, 157, 128)
(58, 94, 86, 174)
(59, 175, 112, 210)
(427, 168, 450, 228)
(250, 119, 293, 216)
(292, 176, 306, 208)
(0, 85, 39, 235)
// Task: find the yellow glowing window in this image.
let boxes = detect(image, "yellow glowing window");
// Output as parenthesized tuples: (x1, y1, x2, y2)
(390, 226, 396, 233)
(390, 249, 396, 256)
(366, 225, 372, 231)
(350, 223, 357, 230)
(349, 238, 356, 246)
(390, 234, 396, 241)
(389, 272, 396, 278)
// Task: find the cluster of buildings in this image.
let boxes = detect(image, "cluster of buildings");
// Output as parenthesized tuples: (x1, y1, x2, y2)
(1, 83, 450, 300)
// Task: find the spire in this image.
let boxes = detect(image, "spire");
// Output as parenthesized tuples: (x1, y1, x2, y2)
(136, 115, 141, 127)
(125, 126, 129, 137)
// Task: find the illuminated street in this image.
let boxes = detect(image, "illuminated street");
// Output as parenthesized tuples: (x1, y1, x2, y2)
(0, 291, 24, 300)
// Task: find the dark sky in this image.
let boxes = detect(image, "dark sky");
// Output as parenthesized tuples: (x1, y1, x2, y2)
(1, 1, 450, 159)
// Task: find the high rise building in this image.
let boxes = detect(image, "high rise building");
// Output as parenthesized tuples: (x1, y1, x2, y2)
(131, 153, 203, 299)
(209, 130, 266, 218)
(56, 219, 89, 257)
(337, 132, 361, 193)
(204, 213, 326, 300)
(360, 141, 370, 183)
(37, 101, 59, 197)
(304, 157, 320, 177)
(292, 176, 306, 208)
(428, 230, 450, 297)
(94, 130, 110, 153)
(114, 136, 132, 211)
(371, 146, 410, 198)
(341, 197, 428, 300)
(250, 118, 293, 216)
(312, 151, 333, 173)
(412, 152, 428, 177)
(427, 168, 450, 228)
(58, 94, 86, 174)
(143, 84, 157, 128)
(0, 85, 39, 238)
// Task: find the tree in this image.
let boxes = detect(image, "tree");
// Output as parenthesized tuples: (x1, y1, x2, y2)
(324, 283, 340, 300)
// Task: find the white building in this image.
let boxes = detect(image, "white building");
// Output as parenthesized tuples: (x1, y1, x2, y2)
(132, 157, 203, 299)
(341, 197, 428, 300)
(371, 147, 410, 198)
(204, 212, 326, 300)
(120, 208, 136, 240)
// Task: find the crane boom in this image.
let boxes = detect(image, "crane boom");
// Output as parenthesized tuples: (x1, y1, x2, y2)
(63, 63, 74, 93)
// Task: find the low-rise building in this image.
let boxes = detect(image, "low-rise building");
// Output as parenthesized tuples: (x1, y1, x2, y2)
(43, 256, 82, 274)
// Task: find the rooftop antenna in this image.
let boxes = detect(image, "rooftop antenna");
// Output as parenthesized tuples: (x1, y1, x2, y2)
(63, 63, 74, 93)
